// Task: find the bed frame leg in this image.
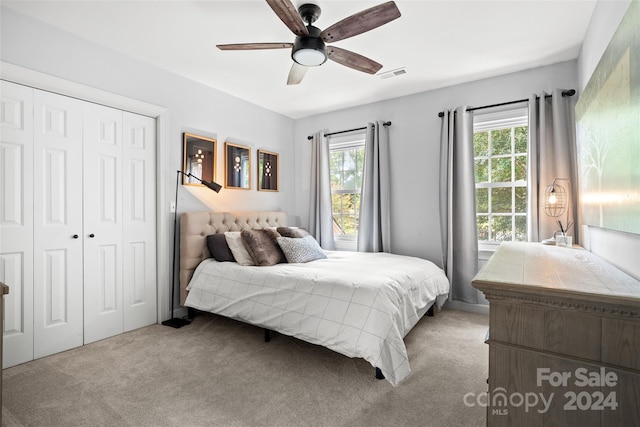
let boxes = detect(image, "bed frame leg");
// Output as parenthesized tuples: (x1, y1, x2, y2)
(426, 304, 435, 317)
(187, 307, 198, 320)
(264, 329, 271, 342)
(375, 367, 385, 380)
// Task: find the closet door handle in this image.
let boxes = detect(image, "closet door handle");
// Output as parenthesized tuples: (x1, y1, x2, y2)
(72, 234, 79, 239)
(89, 234, 95, 238)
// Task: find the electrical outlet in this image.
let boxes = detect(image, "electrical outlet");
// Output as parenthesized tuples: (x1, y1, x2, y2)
(170, 201, 176, 213)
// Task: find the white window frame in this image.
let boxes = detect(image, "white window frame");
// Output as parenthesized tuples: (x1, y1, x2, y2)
(473, 107, 528, 251)
(328, 132, 366, 251)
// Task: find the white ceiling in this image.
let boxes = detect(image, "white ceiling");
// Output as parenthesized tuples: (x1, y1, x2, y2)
(3, 0, 597, 119)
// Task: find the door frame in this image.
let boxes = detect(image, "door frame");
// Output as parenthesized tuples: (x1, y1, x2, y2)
(1, 61, 169, 325)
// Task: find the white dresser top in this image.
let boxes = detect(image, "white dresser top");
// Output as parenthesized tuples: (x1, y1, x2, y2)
(472, 242, 640, 313)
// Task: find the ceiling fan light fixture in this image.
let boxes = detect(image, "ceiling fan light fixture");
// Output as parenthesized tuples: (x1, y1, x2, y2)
(292, 25, 327, 67)
(293, 47, 326, 66)
(221, 1, 402, 83)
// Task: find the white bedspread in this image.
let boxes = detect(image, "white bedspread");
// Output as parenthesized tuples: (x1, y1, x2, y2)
(185, 251, 450, 385)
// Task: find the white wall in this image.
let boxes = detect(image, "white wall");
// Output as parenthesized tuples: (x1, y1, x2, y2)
(294, 61, 578, 267)
(5, 0, 637, 319)
(577, 0, 632, 93)
(1, 7, 296, 320)
(0, 7, 294, 213)
(575, 0, 640, 279)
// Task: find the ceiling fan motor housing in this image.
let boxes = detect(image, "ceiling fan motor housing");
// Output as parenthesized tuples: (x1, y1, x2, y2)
(292, 25, 327, 66)
(298, 3, 321, 24)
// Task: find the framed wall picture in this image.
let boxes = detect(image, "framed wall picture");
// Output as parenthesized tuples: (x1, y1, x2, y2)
(257, 150, 279, 192)
(576, 1, 640, 234)
(183, 132, 216, 186)
(225, 142, 251, 189)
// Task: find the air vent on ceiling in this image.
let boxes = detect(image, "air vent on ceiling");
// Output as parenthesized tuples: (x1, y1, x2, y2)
(379, 67, 407, 79)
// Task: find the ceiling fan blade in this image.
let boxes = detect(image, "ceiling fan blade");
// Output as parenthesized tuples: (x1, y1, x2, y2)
(265, 0, 309, 37)
(217, 43, 293, 50)
(287, 62, 308, 85)
(327, 46, 382, 75)
(320, 1, 401, 43)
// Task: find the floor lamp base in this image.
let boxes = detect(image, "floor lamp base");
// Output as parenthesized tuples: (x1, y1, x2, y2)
(162, 317, 191, 328)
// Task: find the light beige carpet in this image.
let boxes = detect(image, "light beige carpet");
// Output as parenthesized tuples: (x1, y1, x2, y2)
(2, 307, 488, 427)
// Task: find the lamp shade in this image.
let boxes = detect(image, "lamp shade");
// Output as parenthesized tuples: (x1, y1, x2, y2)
(182, 171, 221, 193)
(543, 182, 567, 217)
(201, 179, 222, 193)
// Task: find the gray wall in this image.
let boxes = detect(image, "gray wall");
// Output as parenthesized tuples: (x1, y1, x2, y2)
(293, 61, 578, 267)
(1, 7, 295, 216)
(3, 0, 637, 310)
(576, 0, 640, 279)
(1, 7, 296, 319)
(577, 0, 632, 92)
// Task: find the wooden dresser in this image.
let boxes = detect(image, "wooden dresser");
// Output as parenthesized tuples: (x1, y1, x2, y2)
(472, 242, 640, 426)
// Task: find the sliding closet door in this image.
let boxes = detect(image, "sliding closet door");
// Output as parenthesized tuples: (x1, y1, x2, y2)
(0, 81, 35, 367)
(122, 112, 157, 331)
(83, 103, 124, 344)
(32, 90, 84, 359)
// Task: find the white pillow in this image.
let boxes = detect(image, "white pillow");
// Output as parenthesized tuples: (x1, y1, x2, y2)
(224, 232, 255, 266)
(277, 235, 327, 263)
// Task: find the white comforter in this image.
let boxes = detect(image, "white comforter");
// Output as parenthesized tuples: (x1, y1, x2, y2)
(185, 250, 450, 385)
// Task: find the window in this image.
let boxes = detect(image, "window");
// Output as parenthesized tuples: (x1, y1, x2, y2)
(329, 133, 365, 246)
(473, 108, 528, 244)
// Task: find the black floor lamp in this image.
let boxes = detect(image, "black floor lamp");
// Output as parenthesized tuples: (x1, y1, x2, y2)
(162, 170, 222, 328)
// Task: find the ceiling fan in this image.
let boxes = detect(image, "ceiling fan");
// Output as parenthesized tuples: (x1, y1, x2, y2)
(216, 0, 401, 85)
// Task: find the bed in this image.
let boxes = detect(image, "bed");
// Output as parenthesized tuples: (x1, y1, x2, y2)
(179, 211, 450, 386)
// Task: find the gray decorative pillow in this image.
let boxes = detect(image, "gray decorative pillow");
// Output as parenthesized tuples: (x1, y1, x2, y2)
(277, 235, 327, 263)
(276, 226, 311, 238)
(241, 229, 286, 266)
(206, 233, 236, 262)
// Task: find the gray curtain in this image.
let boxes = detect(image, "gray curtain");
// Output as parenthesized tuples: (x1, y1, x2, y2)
(439, 107, 479, 304)
(358, 121, 391, 252)
(308, 131, 335, 250)
(527, 90, 579, 243)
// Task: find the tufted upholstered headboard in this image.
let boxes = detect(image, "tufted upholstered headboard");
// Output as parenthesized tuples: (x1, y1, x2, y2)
(179, 211, 288, 305)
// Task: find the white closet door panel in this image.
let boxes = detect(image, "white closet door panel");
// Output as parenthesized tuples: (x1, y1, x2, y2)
(83, 103, 124, 344)
(0, 253, 25, 335)
(0, 81, 35, 368)
(122, 112, 156, 331)
(33, 90, 84, 359)
(0, 251, 32, 367)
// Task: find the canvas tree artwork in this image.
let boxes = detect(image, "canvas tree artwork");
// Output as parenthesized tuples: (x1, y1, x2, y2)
(576, 1, 640, 234)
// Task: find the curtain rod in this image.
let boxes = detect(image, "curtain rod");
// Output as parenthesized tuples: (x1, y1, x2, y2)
(306, 121, 392, 140)
(437, 89, 575, 118)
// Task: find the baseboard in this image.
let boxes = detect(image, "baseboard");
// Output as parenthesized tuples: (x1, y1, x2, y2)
(445, 300, 490, 315)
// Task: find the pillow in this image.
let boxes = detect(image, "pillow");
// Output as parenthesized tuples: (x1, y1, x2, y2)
(240, 229, 286, 266)
(224, 232, 255, 266)
(276, 226, 311, 238)
(206, 233, 236, 262)
(277, 235, 327, 263)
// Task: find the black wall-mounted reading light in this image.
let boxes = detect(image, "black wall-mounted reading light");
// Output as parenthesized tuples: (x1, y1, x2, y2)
(162, 170, 221, 328)
(182, 170, 222, 193)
